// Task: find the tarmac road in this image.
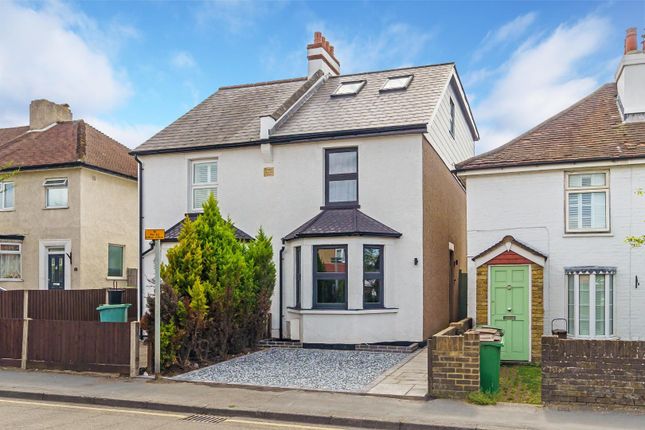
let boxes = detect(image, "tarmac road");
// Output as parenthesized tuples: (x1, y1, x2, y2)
(0, 397, 356, 430)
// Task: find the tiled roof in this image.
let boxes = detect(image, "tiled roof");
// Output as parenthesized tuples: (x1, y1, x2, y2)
(272, 63, 454, 137)
(457, 83, 645, 171)
(133, 63, 458, 154)
(133, 77, 310, 154)
(283, 208, 402, 241)
(163, 213, 254, 242)
(0, 121, 137, 179)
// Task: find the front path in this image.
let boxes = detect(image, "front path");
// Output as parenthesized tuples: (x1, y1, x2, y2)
(367, 347, 427, 398)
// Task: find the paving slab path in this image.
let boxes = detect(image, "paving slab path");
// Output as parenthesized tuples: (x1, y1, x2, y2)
(0, 368, 643, 430)
(367, 347, 427, 398)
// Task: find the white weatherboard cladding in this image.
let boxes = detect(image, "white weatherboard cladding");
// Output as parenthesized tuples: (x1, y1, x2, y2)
(141, 134, 425, 343)
(425, 78, 475, 169)
(466, 166, 645, 340)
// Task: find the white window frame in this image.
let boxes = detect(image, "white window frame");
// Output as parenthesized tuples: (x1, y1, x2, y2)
(380, 75, 413, 92)
(449, 98, 456, 138)
(566, 271, 614, 338)
(107, 244, 125, 279)
(565, 171, 610, 233)
(190, 159, 218, 212)
(43, 177, 69, 209)
(332, 80, 366, 96)
(0, 242, 22, 281)
(0, 181, 14, 210)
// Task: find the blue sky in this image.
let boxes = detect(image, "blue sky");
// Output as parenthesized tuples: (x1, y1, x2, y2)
(0, 1, 643, 152)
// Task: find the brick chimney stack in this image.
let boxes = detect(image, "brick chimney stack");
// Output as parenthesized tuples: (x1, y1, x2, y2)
(307, 32, 340, 78)
(616, 27, 645, 122)
(29, 99, 72, 130)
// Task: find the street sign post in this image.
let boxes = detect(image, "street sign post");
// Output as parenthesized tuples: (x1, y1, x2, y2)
(145, 229, 164, 378)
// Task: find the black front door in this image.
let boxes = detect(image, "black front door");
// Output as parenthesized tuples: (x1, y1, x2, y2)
(48, 253, 65, 290)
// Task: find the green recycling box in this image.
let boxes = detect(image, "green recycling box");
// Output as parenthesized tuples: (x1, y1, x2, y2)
(479, 337, 504, 393)
(97, 303, 131, 323)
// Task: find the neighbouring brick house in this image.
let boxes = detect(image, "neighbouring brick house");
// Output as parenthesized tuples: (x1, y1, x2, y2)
(0, 100, 138, 291)
(456, 28, 645, 362)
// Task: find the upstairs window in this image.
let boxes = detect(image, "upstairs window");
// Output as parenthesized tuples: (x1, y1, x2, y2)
(566, 172, 609, 232)
(0, 242, 21, 280)
(44, 178, 68, 208)
(191, 160, 218, 211)
(325, 148, 358, 206)
(381, 75, 412, 92)
(449, 98, 456, 137)
(332, 80, 365, 96)
(0, 182, 14, 210)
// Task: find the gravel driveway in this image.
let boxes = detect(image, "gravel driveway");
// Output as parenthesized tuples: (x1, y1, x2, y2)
(173, 348, 408, 392)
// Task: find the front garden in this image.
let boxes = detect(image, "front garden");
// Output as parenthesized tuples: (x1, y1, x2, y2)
(142, 195, 276, 372)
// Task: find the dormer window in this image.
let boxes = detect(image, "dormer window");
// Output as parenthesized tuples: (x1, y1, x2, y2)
(332, 80, 365, 96)
(381, 75, 413, 92)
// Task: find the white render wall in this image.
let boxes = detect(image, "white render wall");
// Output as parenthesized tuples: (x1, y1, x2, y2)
(141, 133, 425, 343)
(465, 164, 645, 340)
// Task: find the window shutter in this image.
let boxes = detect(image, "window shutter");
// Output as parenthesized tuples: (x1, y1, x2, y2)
(581, 193, 592, 228)
(568, 193, 580, 229)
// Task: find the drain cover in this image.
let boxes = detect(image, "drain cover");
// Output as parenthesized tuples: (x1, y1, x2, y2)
(182, 414, 227, 424)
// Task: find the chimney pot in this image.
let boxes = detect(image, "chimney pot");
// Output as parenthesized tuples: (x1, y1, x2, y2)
(314, 31, 322, 43)
(329, 45, 335, 56)
(625, 27, 638, 54)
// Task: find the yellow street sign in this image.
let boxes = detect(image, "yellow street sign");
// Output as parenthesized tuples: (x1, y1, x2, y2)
(145, 229, 165, 240)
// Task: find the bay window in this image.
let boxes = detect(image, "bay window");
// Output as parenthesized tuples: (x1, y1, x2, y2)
(566, 172, 609, 232)
(363, 245, 384, 308)
(313, 245, 347, 308)
(0, 242, 21, 280)
(0, 182, 14, 210)
(325, 148, 358, 206)
(191, 160, 218, 211)
(566, 267, 614, 337)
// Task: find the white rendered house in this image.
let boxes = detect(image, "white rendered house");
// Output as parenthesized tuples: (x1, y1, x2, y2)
(134, 33, 479, 345)
(457, 28, 645, 361)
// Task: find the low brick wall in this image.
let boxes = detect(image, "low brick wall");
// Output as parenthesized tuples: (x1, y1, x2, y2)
(542, 336, 645, 407)
(356, 343, 419, 353)
(258, 339, 303, 349)
(428, 318, 480, 398)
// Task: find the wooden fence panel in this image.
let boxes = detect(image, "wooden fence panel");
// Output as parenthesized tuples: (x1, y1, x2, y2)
(0, 290, 23, 319)
(26, 289, 138, 321)
(0, 319, 23, 367)
(27, 320, 130, 373)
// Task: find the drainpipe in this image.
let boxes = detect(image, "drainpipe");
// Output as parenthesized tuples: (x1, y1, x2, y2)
(134, 155, 144, 323)
(278, 246, 285, 340)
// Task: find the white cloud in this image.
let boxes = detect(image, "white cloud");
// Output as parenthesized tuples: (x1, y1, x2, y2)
(473, 12, 537, 62)
(196, 0, 278, 33)
(87, 117, 161, 149)
(473, 15, 612, 153)
(171, 51, 197, 69)
(0, 0, 131, 126)
(305, 23, 434, 74)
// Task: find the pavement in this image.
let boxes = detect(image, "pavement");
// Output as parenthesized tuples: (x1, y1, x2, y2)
(367, 348, 427, 398)
(0, 368, 644, 430)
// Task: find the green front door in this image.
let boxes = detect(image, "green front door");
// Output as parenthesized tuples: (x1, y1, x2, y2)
(490, 265, 529, 361)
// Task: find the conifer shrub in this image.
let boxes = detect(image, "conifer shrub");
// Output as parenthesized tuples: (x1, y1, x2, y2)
(143, 194, 276, 369)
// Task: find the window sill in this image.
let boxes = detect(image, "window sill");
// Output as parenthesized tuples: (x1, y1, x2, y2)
(566, 335, 619, 340)
(0, 208, 15, 212)
(563, 232, 613, 238)
(43, 206, 69, 210)
(106, 276, 127, 281)
(287, 307, 398, 315)
(0, 278, 23, 282)
(320, 204, 360, 210)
